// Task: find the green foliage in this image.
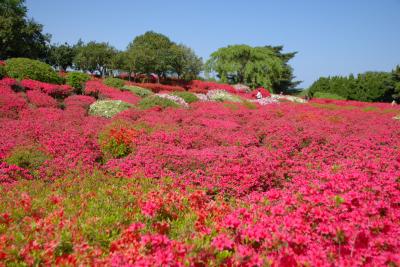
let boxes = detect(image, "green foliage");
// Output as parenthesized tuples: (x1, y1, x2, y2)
(169, 44, 203, 80)
(5, 57, 62, 84)
(314, 92, 346, 100)
(126, 31, 202, 80)
(47, 42, 76, 71)
(391, 65, 400, 100)
(0, 0, 50, 60)
(65, 72, 90, 92)
(171, 91, 198, 103)
(103, 77, 125, 88)
(122, 85, 153, 97)
(127, 31, 174, 78)
(73, 41, 116, 76)
(88, 100, 133, 118)
(5, 145, 50, 176)
(309, 71, 396, 102)
(206, 44, 296, 92)
(137, 95, 180, 110)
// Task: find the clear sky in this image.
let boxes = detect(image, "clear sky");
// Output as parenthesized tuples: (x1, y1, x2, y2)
(26, 0, 399, 88)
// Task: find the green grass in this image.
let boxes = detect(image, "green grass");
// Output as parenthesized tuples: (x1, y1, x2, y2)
(171, 91, 199, 103)
(313, 92, 346, 100)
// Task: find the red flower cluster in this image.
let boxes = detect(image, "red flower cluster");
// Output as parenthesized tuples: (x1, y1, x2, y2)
(85, 80, 140, 104)
(188, 80, 237, 93)
(26, 90, 58, 108)
(20, 79, 74, 98)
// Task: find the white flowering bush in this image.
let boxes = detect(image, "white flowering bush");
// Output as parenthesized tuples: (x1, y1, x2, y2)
(207, 90, 242, 103)
(88, 100, 133, 118)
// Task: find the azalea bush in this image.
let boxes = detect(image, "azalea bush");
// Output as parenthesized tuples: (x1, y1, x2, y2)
(89, 100, 133, 118)
(1, 76, 400, 266)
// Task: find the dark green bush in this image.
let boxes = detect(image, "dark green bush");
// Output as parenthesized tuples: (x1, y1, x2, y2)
(5, 58, 63, 84)
(103, 77, 125, 88)
(313, 92, 346, 100)
(122, 85, 153, 97)
(65, 72, 91, 93)
(137, 96, 180, 110)
(5, 145, 51, 177)
(171, 91, 198, 103)
(0, 65, 6, 79)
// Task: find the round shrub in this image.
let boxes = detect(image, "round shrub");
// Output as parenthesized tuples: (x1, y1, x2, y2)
(103, 77, 125, 88)
(122, 85, 153, 98)
(88, 100, 133, 118)
(65, 72, 91, 93)
(5, 58, 63, 84)
(171, 91, 198, 103)
(99, 120, 139, 159)
(137, 95, 180, 110)
(0, 64, 6, 79)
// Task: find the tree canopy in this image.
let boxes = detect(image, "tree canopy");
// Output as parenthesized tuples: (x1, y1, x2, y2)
(47, 42, 77, 71)
(73, 41, 116, 76)
(0, 0, 50, 60)
(205, 44, 298, 92)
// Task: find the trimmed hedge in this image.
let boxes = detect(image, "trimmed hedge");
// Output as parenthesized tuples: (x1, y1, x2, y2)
(104, 78, 125, 89)
(5, 58, 63, 84)
(122, 85, 153, 98)
(137, 96, 180, 110)
(314, 92, 346, 100)
(65, 72, 91, 92)
(171, 91, 198, 103)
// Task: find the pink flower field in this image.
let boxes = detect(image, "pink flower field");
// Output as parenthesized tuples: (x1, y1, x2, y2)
(1, 77, 400, 266)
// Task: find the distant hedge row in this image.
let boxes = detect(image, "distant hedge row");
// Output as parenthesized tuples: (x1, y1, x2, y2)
(308, 67, 400, 102)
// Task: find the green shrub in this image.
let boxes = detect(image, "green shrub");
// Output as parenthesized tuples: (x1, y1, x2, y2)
(314, 92, 346, 100)
(65, 72, 91, 93)
(103, 78, 125, 88)
(5, 145, 51, 176)
(5, 58, 63, 84)
(171, 91, 198, 103)
(137, 96, 180, 110)
(122, 85, 153, 97)
(88, 100, 133, 118)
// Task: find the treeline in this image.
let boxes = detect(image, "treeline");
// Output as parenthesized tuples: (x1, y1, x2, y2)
(308, 67, 400, 102)
(0, 0, 299, 93)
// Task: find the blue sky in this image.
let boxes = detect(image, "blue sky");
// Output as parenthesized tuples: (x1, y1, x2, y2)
(26, 0, 400, 87)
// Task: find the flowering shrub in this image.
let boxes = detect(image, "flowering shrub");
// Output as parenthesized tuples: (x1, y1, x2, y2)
(20, 79, 73, 98)
(189, 80, 236, 93)
(5, 145, 50, 177)
(207, 90, 243, 102)
(85, 80, 140, 104)
(26, 90, 58, 108)
(89, 100, 133, 118)
(0, 78, 400, 266)
(103, 77, 125, 89)
(98, 120, 140, 159)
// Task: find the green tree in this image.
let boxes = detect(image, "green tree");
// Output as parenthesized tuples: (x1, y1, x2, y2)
(47, 42, 76, 71)
(0, 0, 50, 60)
(392, 65, 400, 100)
(169, 44, 203, 80)
(74, 41, 116, 77)
(126, 31, 174, 79)
(205, 45, 287, 91)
